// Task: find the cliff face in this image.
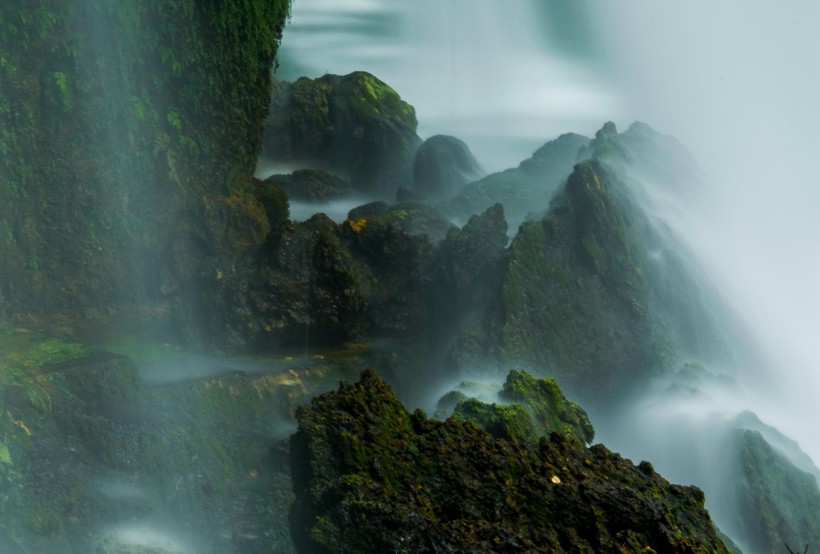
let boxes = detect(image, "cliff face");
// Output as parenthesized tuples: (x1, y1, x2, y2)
(290, 370, 731, 554)
(0, 0, 291, 318)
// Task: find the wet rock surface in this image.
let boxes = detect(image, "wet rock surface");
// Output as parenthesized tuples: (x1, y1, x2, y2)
(289, 370, 731, 553)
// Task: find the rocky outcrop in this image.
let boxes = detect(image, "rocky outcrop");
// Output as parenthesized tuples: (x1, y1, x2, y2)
(289, 370, 731, 553)
(264, 169, 353, 203)
(733, 428, 820, 553)
(450, 132, 589, 230)
(499, 123, 735, 402)
(413, 135, 484, 201)
(261, 72, 421, 196)
(438, 369, 594, 445)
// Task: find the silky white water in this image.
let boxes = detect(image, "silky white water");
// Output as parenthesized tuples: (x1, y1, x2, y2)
(276, 2, 820, 545)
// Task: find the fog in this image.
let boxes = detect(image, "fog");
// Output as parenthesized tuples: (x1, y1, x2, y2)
(272, 3, 820, 548)
(275, 0, 621, 172)
(591, 2, 820, 466)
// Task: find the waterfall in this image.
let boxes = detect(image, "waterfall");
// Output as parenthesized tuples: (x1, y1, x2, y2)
(275, 0, 621, 172)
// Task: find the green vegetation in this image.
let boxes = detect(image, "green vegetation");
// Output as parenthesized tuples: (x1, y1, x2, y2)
(735, 430, 820, 553)
(290, 370, 732, 553)
(0, 0, 291, 317)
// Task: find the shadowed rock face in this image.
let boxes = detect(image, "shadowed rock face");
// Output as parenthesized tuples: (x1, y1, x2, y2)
(289, 370, 731, 554)
(413, 134, 485, 201)
(734, 429, 820, 553)
(450, 132, 589, 230)
(0, 0, 292, 320)
(261, 71, 421, 197)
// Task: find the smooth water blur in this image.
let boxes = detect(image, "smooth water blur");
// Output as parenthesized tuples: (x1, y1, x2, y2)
(591, 2, 820, 466)
(276, 0, 621, 172)
(276, 1, 820, 542)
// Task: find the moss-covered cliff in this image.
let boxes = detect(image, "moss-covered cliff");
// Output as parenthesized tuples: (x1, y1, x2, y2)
(0, 0, 291, 318)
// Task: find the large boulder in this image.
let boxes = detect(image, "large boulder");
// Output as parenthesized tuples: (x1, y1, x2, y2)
(498, 123, 735, 402)
(261, 72, 421, 197)
(412, 135, 484, 201)
(732, 427, 820, 553)
(289, 370, 732, 553)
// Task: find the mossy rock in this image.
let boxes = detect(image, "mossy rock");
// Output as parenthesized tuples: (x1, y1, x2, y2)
(262, 72, 421, 196)
(0, 0, 292, 319)
(440, 370, 593, 445)
(734, 429, 820, 553)
(290, 370, 732, 553)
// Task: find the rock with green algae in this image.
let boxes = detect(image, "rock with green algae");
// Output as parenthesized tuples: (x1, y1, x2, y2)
(500, 158, 649, 400)
(733, 429, 820, 554)
(289, 370, 732, 553)
(262, 71, 421, 196)
(498, 130, 735, 403)
(436, 370, 593, 446)
(0, 0, 292, 320)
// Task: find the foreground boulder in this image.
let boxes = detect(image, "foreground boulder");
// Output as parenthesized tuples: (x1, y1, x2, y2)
(289, 370, 730, 553)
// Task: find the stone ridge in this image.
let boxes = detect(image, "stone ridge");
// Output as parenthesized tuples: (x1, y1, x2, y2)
(289, 370, 731, 553)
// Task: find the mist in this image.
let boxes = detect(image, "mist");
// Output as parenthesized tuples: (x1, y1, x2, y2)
(268, 2, 820, 549)
(590, 2, 820, 465)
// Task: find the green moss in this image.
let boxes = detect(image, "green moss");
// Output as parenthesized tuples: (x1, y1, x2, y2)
(500, 370, 595, 444)
(0, 0, 292, 317)
(453, 398, 535, 442)
(290, 370, 732, 553)
(500, 160, 651, 399)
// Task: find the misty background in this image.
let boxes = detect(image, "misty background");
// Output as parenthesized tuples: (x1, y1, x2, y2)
(274, 0, 820, 473)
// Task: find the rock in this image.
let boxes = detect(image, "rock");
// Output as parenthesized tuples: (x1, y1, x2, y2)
(498, 369, 594, 444)
(289, 370, 732, 553)
(178, 214, 367, 352)
(619, 121, 704, 195)
(498, 141, 735, 402)
(264, 169, 352, 203)
(577, 120, 629, 162)
(347, 201, 390, 221)
(413, 135, 484, 201)
(444, 370, 593, 445)
(343, 213, 434, 337)
(419, 203, 508, 371)
(732, 429, 820, 553)
(262, 72, 421, 196)
(450, 132, 589, 231)
(0, 0, 291, 318)
(500, 159, 649, 400)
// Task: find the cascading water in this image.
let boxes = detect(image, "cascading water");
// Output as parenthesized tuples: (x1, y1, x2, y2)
(274, 0, 620, 173)
(5, 0, 819, 551)
(274, 1, 820, 551)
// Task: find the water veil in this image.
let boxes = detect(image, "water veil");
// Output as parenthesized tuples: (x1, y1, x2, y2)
(4, 1, 819, 552)
(275, 1, 820, 550)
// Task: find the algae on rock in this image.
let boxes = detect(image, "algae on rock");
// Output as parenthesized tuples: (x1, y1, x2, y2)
(290, 370, 731, 553)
